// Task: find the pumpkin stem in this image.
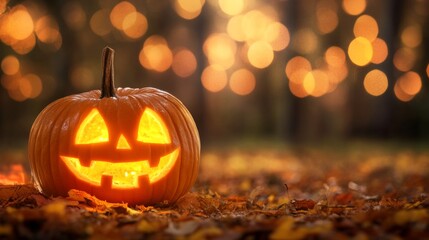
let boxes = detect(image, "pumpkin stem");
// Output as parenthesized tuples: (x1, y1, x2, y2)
(100, 46, 117, 99)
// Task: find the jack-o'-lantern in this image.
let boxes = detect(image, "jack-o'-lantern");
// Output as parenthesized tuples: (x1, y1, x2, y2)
(28, 47, 200, 205)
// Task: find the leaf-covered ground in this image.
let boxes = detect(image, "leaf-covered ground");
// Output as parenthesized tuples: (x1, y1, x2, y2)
(1, 142, 429, 239)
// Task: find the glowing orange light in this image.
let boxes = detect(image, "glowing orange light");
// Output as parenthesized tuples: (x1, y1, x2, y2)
(371, 38, 388, 64)
(325, 46, 346, 67)
(263, 22, 290, 51)
(61, 148, 180, 188)
(24, 74, 42, 99)
(342, 0, 366, 16)
(172, 49, 197, 78)
(75, 109, 109, 144)
(5, 5, 34, 41)
(174, 0, 205, 20)
(229, 68, 256, 96)
(90, 9, 112, 37)
(1, 55, 20, 75)
(201, 65, 227, 92)
(393, 48, 416, 72)
(348, 37, 373, 66)
(122, 12, 148, 39)
(353, 15, 378, 42)
(304, 70, 330, 97)
(62, 1, 86, 30)
(110, 1, 136, 30)
(285, 56, 312, 84)
(316, 7, 338, 34)
(363, 69, 388, 96)
(227, 15, 246, 42)
(35, 16, 60, 44)
(203, 33, 236, 69)
(247, 41, 274, 69)
(289, 81, 309, 98)
(218, 0, 244, 16)
(139, 35, 173, 72)
(401, 25, 422, 48)
(242, 10, 274, 42)
(137, 108, 171, 144)
(11, 33, 36, 55)
(397, 71, 422, 96)
(394, 82, 414, 102)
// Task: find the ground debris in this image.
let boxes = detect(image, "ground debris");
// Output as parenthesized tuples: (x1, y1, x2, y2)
(0, 145, 428, 239)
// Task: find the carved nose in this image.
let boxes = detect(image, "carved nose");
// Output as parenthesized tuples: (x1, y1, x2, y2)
(116, 134, 131, 149)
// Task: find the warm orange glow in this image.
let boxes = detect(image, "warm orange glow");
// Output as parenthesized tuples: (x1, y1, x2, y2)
(218, 0, 244, 16)
(24, 74, 42, 99)
(363, 69, 388, 96)
(61, 148, 180, 188)
(401, 25, 422, 48)
(35, 16, 60, 44)
(201, 65, 227, 92)
(0, 164, 27, 185)
(75, 109, 109, 144)
(229, 68, 256, 96)
(342, 0, 366, 16)
(116, 134, 131, 150)
(227, 15, 246, 42)
(5, 5, 34, 41)
(1, 55, 20, 75)
(394, 82, 414, 102)
(316, 7, 338, 34)
(397, 71, 421, 96)
(137, 108, 171, 144)
(122, 12, 148, 39)
(174, 0, 205, 20)
(285, 56, 312, 84)
(0, 0, 6, 14)
(90, 9, 112, 37)
(11, 33, 36, 55)
(172, 49, 197, 78)
(304, 70, 330, 97)
(292, 28, 318, 54)
(289, 81, 309, 98)
(247, 41, 274, 69)
(263, 22, 290, 51)
(325, 46, 346, 67)
(203, 33, 236, 69)
(110, 1, 136, 30)
(393, 48, 416, 72)
(353, 15, 378, 42)
(139, 35, 173, 72)
(242, 10, 274, 42)
(371, 38, 388, 64)
(427, 64, 429, 79)
(348, 37, 373, 66)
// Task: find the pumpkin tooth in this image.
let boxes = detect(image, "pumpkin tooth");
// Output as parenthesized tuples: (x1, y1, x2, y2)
(101, 175, 113, 188)
(138, 175, 150, 189)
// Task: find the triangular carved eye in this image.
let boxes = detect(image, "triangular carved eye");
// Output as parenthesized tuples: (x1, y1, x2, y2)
(75, 109, 109, 144)
(137, 108, 171, 144)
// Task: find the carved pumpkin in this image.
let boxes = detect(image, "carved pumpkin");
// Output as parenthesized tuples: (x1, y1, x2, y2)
(28, 47, 200, 205)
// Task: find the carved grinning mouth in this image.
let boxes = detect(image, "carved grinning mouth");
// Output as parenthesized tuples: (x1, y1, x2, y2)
(61, 148, 180, 189)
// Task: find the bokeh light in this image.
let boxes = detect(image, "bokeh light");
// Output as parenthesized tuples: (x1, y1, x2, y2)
(70, 67, 96, 90)
(5, 5, 34, 41)
(353, 15, 378, 42)
(122, 12, 148, 39)
(325, 46, 346, 67)
(229, 68, 256, 96)
(201, 64, 227, 92)
(174, 0, 205, 20)
(397, 71, 422, 96)
(285, 56, 312, 84)
(218, 0, 244, 16)
(1, 56, 20, 75)
(363, 69, 388, 96)
(393, 48, 417, 72)
(90, 9, 113, 37)
(292, 29, 318, 55)
(401, 25, 422, 48)
(247, 41, 274, 69)
(371, 38, 388, 64)
(342, 0, 366, 16)
(316, 2, 338, 34)
(348, 37, 373, 66)
(203, 33, 236, 69)
(139, 35, 173, 72)
(110, 1, 136, 30)
(263, 22, 290, 51)
(172, 49, 197, 78)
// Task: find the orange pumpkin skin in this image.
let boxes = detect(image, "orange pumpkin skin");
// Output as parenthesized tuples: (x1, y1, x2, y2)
(28, 48, 200, 206)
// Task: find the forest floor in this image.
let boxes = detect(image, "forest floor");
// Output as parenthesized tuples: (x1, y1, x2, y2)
(0, 141, 429, 239)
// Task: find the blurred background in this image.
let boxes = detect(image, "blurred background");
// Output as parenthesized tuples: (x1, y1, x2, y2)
(0, 0, 428, 157)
